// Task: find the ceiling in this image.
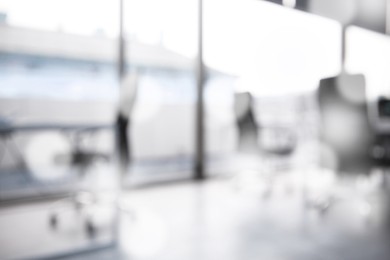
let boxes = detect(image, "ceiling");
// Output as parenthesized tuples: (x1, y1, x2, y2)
(264, 0, 387, 33)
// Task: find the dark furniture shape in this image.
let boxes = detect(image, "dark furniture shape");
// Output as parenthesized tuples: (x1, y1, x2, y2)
(234, 91, 296, 157)
(317, 74, 374, 174)
(234, 91, 296, 192)
(318, 74, 390, 173)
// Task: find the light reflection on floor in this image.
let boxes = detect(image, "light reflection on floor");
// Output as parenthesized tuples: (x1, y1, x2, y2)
(102, 170, 390, 260)
(2, 168, 390, 260)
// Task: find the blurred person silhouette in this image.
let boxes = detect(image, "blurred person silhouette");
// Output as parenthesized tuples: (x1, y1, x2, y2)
(234, 92, 259, 154)
(117, 70, 138, 175)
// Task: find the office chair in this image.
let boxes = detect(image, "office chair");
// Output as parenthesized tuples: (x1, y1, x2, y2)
(318, 73, 373, 174)
(313, 73, 389, 214)
(374, 97, 390, 168)
(233, 92, 296, 195)
(48, 72, 138, 239)
(48, 133, 112, 238)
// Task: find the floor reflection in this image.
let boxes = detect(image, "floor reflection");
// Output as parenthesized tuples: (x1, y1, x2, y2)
(3, 164, 390, 259)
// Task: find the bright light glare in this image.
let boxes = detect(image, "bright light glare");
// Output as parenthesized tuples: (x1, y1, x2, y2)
(124, 0, 198, 58)
(336, 74, 366, 104)
(205, 77, 235, 124)
(283, 0, 296, 8)
(233, 170, 269, 194)
(132, 75, 164, 124)
(346, 26, 390, 102)
(205, 0, 341, 96)
(322, 106, 366, 152)
(1, 0, 341, 97)
(120, 207, 168, 258)
(305, 167, 336, 198)
(293, 141, 338, 171)
(0, 0, 119, 37)
(25, 132, 71, 181)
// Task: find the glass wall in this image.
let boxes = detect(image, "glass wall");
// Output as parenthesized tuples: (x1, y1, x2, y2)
(0, 1, 119, 257)
(346, 26, 390, 133)
(0, 0, 119, 199)
(123, 0, 198, 184)
(203, 0, 341, 176)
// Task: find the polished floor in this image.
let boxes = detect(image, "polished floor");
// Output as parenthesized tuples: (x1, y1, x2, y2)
(2, 169, 390, 260)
